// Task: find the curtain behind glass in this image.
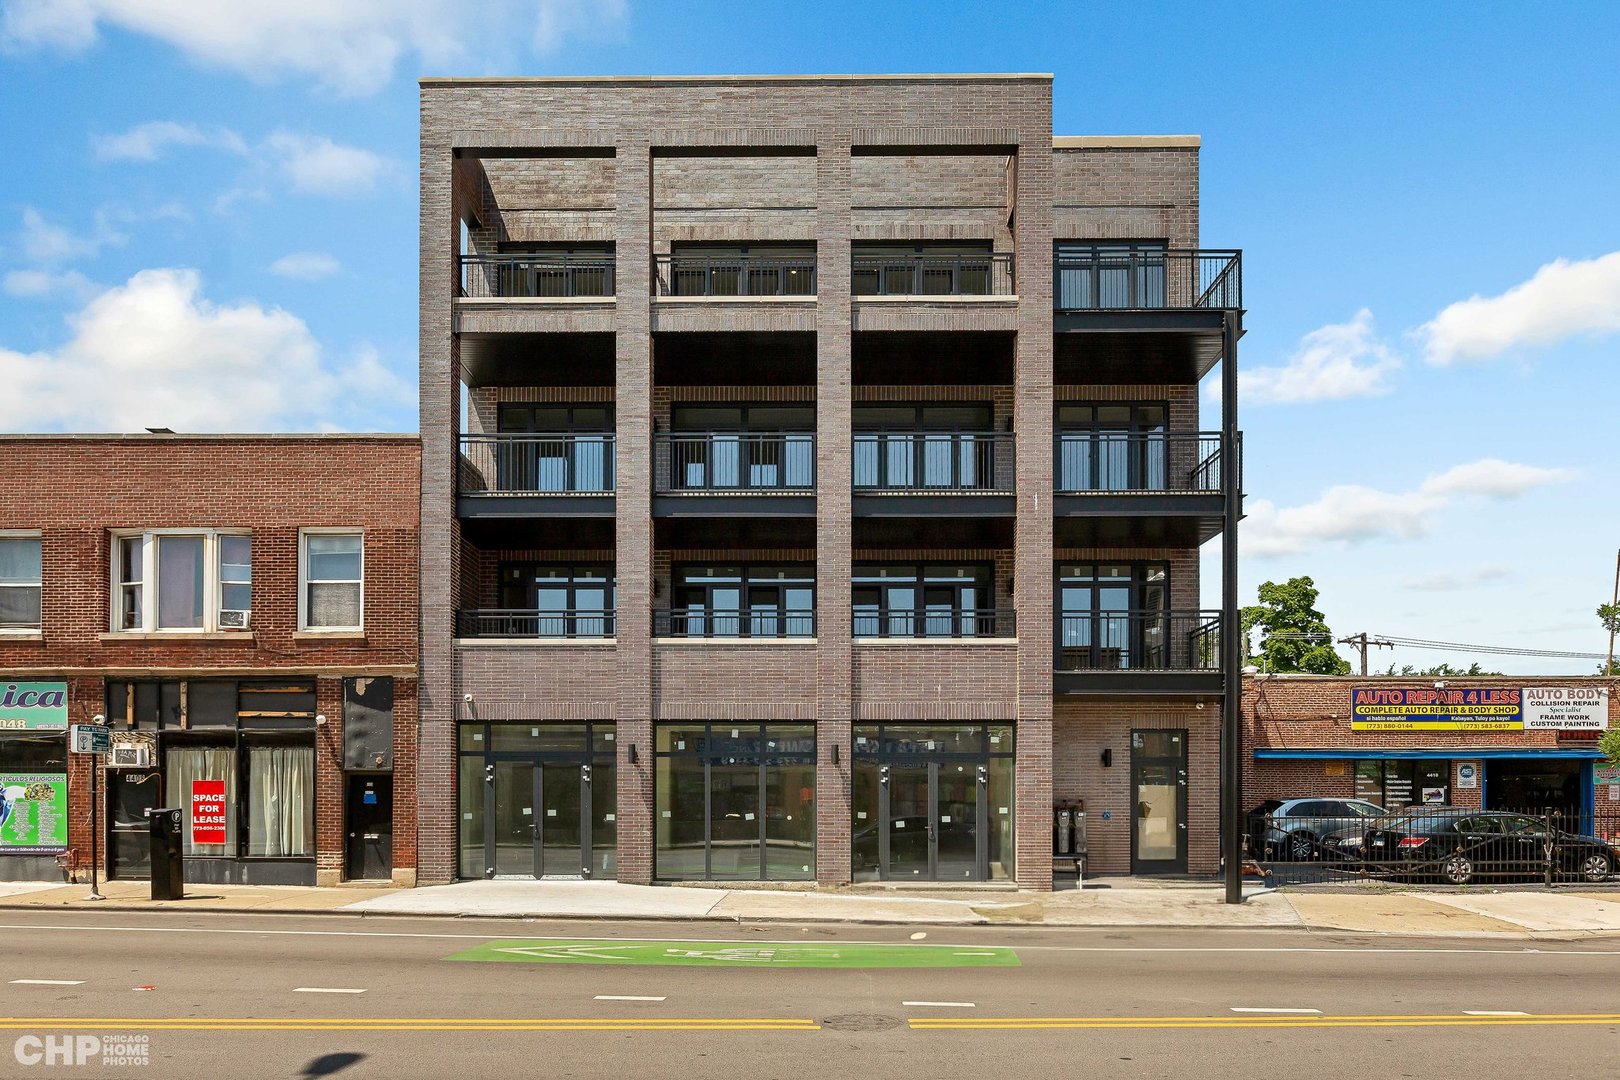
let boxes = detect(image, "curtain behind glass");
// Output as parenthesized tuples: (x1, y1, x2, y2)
(248, 745, 314, 856)
(165, 748, 235, 855)
(157, 536, 205, 628)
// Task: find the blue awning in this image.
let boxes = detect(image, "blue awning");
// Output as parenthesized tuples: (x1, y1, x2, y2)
(1253, 748, 1604, 761)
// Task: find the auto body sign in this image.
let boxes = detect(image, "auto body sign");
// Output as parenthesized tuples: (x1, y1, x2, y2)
(1350, 687, 1522, 731)
(1523, 687, 1609, 730)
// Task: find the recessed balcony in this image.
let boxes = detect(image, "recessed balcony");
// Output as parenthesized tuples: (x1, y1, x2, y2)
(1055, 609, 1224, 696)
(852, 431, 1015, 517)
(1054, 431, 1238, 544)
(653, 432, 816, 517)
(457, 433, 615, 518)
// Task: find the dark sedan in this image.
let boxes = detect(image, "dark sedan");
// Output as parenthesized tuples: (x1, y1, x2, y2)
(1363, 809, 1616, 885)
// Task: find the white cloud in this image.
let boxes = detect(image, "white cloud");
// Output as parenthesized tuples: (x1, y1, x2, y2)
(16, 207, 124, 264)
(269, 251, 341, 281)
(2, 1, 631, 96)
(1246, 457, 1572, 558)
(92, 120, 246, 162)
(1241, 308, 1401, 405)
(1419, 250, 1620, 364)
(264, 132, 390, 196)
(1403, 563, 1512, 592)
(3, 268, 100, 302)
(0, 268, 413, 432)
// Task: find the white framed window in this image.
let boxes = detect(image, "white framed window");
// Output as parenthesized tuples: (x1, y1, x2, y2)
(111, 530, 252, 633)
(0, 533, 42, 631)
(299, 530, 363, 631)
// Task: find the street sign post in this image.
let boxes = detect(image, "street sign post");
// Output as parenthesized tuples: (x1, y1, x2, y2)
(70, 724, 111, 755)
(69, 721, 111, 901)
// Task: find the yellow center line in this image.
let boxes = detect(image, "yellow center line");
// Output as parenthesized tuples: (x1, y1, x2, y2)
(0, 1017, 820, 1032)
(911, 1013, 1620, 1031)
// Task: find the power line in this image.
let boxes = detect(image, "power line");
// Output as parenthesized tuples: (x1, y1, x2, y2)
(1373, 635, 1606, 661)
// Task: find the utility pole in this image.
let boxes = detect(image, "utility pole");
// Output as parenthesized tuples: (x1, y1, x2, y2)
(1337, 632, 1394, 677)
(1607, 550, 1619, 676)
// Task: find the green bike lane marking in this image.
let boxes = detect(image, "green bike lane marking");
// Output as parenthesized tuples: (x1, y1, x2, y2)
(446, 939, 1020, 969)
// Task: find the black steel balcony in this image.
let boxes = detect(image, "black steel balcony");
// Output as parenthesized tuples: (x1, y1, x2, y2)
(654, 608, 816, 639)
(457, 433, 615, 518)
(1053, 432, 1237, 544)
(852, 253, 1015, 296)
(652, 432, 816, 517)
(853, 431, 1014, 517)
(1055, 609, 1223, 696)
(457, 609, 615, 639)
(655, 254, 817, 297)
(1053, 249, 1240, 311)
(853, 608, 1016, 640)
(460, 253, 615, 298)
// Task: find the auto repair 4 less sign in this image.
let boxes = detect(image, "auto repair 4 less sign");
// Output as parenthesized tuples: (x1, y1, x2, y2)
(1351, 687, 1522, 731)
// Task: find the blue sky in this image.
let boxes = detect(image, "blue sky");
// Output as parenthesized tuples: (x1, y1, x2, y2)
(1, 1, 1617, 673)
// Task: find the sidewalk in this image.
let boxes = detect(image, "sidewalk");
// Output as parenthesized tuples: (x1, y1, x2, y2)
(3, 878, 1619, 937)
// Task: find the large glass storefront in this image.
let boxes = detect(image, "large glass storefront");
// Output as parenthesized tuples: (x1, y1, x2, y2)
(654, 723, 815, 880)
(852, 724, 1015, 882)
(458, 722, 617, 879)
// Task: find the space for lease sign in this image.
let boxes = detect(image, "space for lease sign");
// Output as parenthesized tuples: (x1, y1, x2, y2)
(1523, 687, 1610, 730)
(1350, 687, 1522, 731)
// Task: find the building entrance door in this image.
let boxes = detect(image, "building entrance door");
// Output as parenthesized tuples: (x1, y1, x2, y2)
(344, 775, 392, 881)
(486, 761, 595, 878)
(1131, 730, 1188, 874)
(878, 761, 985, 881)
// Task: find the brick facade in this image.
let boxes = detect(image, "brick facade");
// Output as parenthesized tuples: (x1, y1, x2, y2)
(0, 435, 420, 886)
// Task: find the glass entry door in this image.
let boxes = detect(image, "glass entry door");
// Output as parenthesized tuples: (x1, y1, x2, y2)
(486, 761, 596, 878)
(880, 762, 985, 881)
(1131, 730, 1188, 874)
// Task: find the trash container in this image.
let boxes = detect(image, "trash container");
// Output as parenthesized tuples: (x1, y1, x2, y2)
(148, 808, 184, 901)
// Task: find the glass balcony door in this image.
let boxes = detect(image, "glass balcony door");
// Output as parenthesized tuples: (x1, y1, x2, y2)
(1056, 404, 1167, 492)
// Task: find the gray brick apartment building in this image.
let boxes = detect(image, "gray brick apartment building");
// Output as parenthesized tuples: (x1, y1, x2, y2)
(418, 74, 1243, 889)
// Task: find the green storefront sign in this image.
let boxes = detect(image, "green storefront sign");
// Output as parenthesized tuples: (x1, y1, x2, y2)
(0, 683, 69, 731)
(0, 773, 68, 852)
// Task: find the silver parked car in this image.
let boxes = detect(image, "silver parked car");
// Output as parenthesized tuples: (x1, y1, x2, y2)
(1247, 798, 1386, 861)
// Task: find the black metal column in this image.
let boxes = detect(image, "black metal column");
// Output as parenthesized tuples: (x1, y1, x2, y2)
(1221, 308, 1243, 904)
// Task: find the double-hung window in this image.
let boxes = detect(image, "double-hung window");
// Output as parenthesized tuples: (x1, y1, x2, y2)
(300, 531, 363, 631)
(112, 530, 252, 633)
(0, 534, 42, 631)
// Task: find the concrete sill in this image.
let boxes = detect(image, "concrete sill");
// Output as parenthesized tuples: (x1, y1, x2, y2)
(98, 632, 257, 644)
(456, 296, 615, 305)
(0, 632, 43, 643)
(853, 638, 1018, 646)
(455, 638, 616, 647)
(652, 295, 817, 304)
(654, 637, 818, 646)
(293, 631, 367, 642)
(853, 294, 1018, 303)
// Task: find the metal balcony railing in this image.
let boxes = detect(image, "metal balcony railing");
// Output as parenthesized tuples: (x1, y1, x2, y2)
(654, 254, 817, 297)
(1055, 432, 1238, 493)
(457, 609, 616, 639)
(852, 253, 1015, 296)
(654, 608, 816, 639)
(459, 253, 615, 298)
(1057, 610, 1222, 672)
(853, 431, 1014, 493)
(1053, 249, 1241, 310)
(459, 434, 615, 494)
(853, 608, 1016, 639)
(654, 432, 815, 493)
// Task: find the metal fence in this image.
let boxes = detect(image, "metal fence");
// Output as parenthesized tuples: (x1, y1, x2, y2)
(1248, 805, 1618, 888)
(457, 609, 615, 639)
(654, 608, 816, 639)
(654, 432, 815, 492)
(1055, 432, 1235, 494)
(852, 253, 1016, 296)
(654, 254, 816, 297)
(853, 431, 1014, 493)
(1056, 610, 1221, 671)
(1053, 249, 1241, 310)
(852, 608, 1016, 640)
(460, 253, 615, 298)
(459, 434, 616, 494)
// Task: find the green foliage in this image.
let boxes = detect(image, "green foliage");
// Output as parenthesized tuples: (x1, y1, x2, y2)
(1242, 576, 1351, 675)
(1599, 603, 1620, 638)
(1381, 662, 1503, 677)
(1600, 728, 1620, 769)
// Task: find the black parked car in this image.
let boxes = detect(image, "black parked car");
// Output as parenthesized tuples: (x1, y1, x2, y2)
(1363, 809, 1616, 885)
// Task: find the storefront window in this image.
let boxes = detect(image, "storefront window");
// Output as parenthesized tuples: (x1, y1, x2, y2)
(654, 723, 815, 881)
(0, 732, 68, 855)
(1355, 760, 1450, 810)
(246, 743, 314, 857)
(166, 746, 236, 856)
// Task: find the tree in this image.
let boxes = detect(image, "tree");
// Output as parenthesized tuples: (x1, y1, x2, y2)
(1600, 603, 1620, 674)
(1381, 662, 1503, 677)
(1242, 576, 1351, 675)
(1600, 728, 1620, 770)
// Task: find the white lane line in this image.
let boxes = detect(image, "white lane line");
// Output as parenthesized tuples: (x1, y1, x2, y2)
(1463, 1010, 1530, 1016)
(1231, 1007, 1321, 1014)
(594, 995, 666, 1002)
(904, 1001, 976, 1008)
(293, 987, 367, 994)
(953, 951, 999, 956)
(0, 923, 1616, 958)
(9, 980, 83, 986)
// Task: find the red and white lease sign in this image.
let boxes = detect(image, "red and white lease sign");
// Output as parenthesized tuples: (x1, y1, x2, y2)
(190, 780, 227, 844)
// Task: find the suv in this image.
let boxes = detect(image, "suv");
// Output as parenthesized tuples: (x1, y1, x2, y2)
(1248, 798, 1386, 861)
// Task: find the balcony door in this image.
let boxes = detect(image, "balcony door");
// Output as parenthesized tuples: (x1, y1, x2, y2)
(1057, 563, 1169, 670)
(1056, 403, 1167, 491)
(853, 404, 995, 490)
(1054, 241, 1167, 309)
(670, 405, 814, 490)
(495, 404, 613, 492)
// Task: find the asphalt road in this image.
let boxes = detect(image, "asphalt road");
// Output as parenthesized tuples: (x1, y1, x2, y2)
(0, 911, 1616, 1079)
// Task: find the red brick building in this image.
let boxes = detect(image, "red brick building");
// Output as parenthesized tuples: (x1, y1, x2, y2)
(1243, 675, 1619, 844)
(0, 435, 420, 886)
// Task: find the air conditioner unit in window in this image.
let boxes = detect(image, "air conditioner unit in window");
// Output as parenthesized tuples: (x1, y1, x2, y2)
(218, 609, 251, 630)
(109, 746, 152, 769)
